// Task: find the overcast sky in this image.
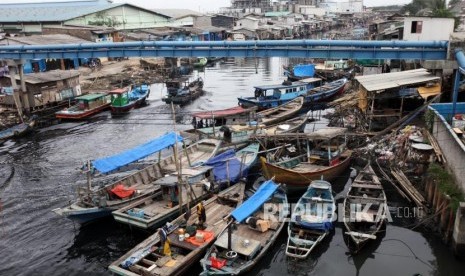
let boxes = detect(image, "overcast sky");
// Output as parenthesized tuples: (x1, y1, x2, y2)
(8, 0, 413, 13)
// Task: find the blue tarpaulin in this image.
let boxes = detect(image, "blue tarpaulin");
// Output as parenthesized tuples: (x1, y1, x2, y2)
(92, 132, 182, 174)
(293, 64, 315, 77)
(231, 180, 278, 222)
(205, 149, 246, 184)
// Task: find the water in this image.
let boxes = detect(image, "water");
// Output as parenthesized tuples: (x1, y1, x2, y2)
(1, 57, 464, 276)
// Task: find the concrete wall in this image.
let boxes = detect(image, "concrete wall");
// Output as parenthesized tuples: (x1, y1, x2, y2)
(430, 104, 465, 192)
(319, 0, 363, 13)
(403, 17, 454, 41)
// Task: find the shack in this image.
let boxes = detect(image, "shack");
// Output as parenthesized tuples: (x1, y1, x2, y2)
(355, 69, 441, 131)
(0, 70, 81, 112)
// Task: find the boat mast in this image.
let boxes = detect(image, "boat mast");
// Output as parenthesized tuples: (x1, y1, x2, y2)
(170, 102, 183, 215)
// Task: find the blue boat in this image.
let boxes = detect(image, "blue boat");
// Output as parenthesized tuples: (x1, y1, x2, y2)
(286, 180, 335, 259)
(109, 84, 150, 115)
(238, 78, 347, 110)
(205, 143, 260, 188)
(52, 132, 184, 224)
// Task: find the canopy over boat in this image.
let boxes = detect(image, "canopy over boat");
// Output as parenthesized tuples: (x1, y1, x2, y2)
(192, 106, 256, 119)
(231, 179, 278, 222)
(92, 132, 183, 174)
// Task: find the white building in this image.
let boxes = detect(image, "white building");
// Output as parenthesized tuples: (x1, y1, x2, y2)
(403, 17, 454, 41)
(319, 0, 363, 14)
(234, 17, 260, 30)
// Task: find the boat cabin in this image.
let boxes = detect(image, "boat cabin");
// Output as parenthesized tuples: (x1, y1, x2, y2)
(192, 106, 257, 129)
(76, 93, 111, 111)
(109, 88, 130, 107)
(165, 77, 189, 96)
(252, 78, 321, 101)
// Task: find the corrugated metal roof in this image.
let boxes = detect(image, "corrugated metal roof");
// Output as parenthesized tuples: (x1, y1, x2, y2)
(355, 69, 440, 92)
(5, 34, 91, 45)
(0, 2, 169, 23)
(13, 70, 80, 84)
(152, 9, 203, 19)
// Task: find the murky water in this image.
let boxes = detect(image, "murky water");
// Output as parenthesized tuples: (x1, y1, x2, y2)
(0, 57, 464, 275)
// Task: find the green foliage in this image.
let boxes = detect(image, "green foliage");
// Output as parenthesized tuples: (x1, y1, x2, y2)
(402, 0, 456, 18)
(428, 163, 465, 211)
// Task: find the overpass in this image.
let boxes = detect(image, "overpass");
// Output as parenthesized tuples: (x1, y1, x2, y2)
(0, 40, 449, 60)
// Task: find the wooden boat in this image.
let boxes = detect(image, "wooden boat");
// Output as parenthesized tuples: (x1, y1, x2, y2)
(0, 117, 36, 141)
(220, 115, 308, 144)
(200, 179, 288, 275)
(302, 78, 347, 105)
(112, 166, 214, 229)
(162, 77, 204, 106)
(192, 106, 258, 128)
(343, 164, 387, 253)
(256, 96, 304, 125)
(109, 84, 150, 115)
(55, 92, 111, 120)
(259, 128, 352, 192)
(52, 135, 221, 224)
(205, 143, 260, 187)
(238, 78, 321, 110)
(193, 57, 208, 68)
(109, 182, 246, 276)
(286, 180, 335, 259)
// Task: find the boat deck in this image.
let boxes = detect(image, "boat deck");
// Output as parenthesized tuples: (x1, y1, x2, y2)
(292, 163, 328, 173)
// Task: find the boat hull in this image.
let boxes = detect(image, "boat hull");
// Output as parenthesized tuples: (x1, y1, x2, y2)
(53, 204, 114, 224)
(260, 151, 352, 193)
(111, 96, 148, 115)
(56, 103, 110, 120)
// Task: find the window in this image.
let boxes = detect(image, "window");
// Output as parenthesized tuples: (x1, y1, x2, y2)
(411, 21, 422, 34)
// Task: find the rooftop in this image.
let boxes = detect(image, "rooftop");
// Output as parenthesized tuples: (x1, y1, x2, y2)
(152, 9, 203, 19)
(12, 70, 80, 84)
(2, 34, 91, 45)
(0, 1, 169, 23)
(355, 69, 440, 92)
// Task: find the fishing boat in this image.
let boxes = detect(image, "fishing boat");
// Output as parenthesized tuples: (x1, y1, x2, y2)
(256, 97, 304, 125)
(52, 134, 221, 224)
(109, 182, 246, 276)
(205, 143, 260, 188)
(302, 78, 347, 105)
(286, 180, 335, 259)
(55, 92, 111, 120)
(220, 115, 308, 144)
(109, 84, 150, 115)
(259, 128, 352, 193)
(237, 78, 321, 110)
(343, 164, 387, 253)
(194, 57, 208, 68)
(192, 106, 258, 128)
(162, 77, 204, 106)
(112, 166, 214, 229)
(0, 117, 37, 141)
(200, 179, 288, 275)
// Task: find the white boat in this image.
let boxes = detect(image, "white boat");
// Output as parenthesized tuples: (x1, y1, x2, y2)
(286, 180, 335, 259)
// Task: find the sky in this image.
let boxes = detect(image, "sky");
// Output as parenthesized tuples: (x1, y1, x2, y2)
(6, 0, 413, 13)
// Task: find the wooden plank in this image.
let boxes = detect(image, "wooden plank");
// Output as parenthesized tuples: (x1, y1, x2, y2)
(351, 183, 383, 189)
(347, 195, 385, 201)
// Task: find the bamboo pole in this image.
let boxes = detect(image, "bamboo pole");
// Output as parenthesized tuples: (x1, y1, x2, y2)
(170, 102, 183, 215)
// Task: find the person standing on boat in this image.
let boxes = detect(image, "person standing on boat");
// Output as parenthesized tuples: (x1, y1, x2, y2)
(158, 227, 171, 256)
(197, 201, 206, 229)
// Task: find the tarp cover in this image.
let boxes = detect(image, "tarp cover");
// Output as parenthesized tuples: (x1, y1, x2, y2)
(111, 184, 135, 199)
(294, 64, 315, 77)
(92, 132, 182, 174)
(205, 149, 246, 184)
(231, 180, 278, 222)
